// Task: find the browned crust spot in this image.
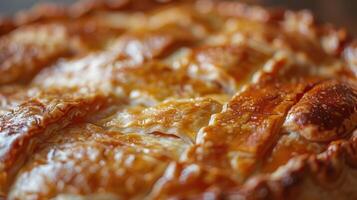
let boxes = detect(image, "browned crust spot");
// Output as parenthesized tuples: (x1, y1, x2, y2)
(284, 80, 357, 142)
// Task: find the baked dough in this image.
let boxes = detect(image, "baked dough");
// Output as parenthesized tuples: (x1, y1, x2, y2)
(0, 0, 357, 199)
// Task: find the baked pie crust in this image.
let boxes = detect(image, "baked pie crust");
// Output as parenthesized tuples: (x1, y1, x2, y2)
(0, 0, 357, 199)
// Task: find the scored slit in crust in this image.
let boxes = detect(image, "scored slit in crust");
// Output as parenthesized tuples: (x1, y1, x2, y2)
(0, 0, 357, 199)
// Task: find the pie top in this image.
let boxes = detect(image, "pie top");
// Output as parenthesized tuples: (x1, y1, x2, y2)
(0, 0, 357, 199)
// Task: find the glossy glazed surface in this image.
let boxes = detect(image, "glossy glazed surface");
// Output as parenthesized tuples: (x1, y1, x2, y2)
(0, 0, 357, 199)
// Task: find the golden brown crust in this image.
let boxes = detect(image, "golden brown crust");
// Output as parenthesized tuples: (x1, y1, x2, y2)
(0, 17, 15, 36)
(284, 80, 357, 142)
(0, 0, 357, 199)
(0, 24, 71, 84)
(0, 88, 111, 193)
(229, 136, 357, 200)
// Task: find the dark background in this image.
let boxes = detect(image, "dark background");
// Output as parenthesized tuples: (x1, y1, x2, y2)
(0, 0, 356, 35)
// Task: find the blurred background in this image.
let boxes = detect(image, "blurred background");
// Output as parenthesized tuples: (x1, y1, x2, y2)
(0, 0, 356, 35)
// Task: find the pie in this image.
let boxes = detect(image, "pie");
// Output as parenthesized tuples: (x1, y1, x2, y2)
(0, 0, 357, 199)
